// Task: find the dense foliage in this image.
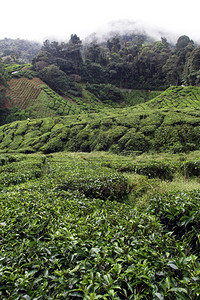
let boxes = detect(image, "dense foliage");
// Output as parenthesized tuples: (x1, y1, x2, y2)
(1, 31, 200, 300)
(31, 33, 200, 91)
(1, 107, 200, 154)
(0, 152, 199, 299)
(0, 60, 8, 107)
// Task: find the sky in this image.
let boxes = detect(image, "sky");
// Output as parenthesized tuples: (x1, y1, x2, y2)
(1, 0, 200, 43)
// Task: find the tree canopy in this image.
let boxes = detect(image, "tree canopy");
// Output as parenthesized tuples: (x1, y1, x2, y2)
(0, 60, 8, 106)
(31, 33, 200, 91)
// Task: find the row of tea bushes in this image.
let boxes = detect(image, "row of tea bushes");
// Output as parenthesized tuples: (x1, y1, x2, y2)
(0, 152, 199, 298)
(1, 108, 200, 154)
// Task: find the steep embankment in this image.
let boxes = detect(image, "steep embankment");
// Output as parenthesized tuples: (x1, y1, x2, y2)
(6, 77, 42, 109)
(4, 77, 82, 119)
(4, 77, 127, 121)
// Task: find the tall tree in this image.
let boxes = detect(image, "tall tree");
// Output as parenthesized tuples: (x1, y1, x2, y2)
(40, 35, 84, 76)
(39, 64, 69, 94)
(0, 60, 8, 106)
(107, 37, 121, 53)
(175, 35, 194, 84)
(85, 42, 107, 65)
(32, 50, 51, 71)
(183, 46, 200, 85)
(162, 55, 179, 85)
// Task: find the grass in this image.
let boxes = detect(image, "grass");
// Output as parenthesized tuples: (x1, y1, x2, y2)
(129, 174, 200, 210)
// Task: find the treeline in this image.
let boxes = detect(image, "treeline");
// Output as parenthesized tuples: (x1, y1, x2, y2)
(0, 38, 41, 64)
(32, 33, 200, 92)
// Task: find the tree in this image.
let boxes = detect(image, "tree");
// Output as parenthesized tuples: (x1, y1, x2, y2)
(39, 64, 69, 94)
(85, 42, 107, 65)
(176, 35, 194, 52)
(175, 35, 194, 84)
(39, 35, 84, 76)
(183, 46, 200, 85)
(0, 60, 8, 106)
(162, 55, 179, 85)
(69, 34, 81, 45)
(0, 60, 7, 86)
(32, 50, 51, 71)
(107, 37, 121, 53)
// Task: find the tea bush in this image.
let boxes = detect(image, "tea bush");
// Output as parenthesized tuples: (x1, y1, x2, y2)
(148, 190, 200, 255)
(0, 152, 199, 299)
(1, 109, 200, 154)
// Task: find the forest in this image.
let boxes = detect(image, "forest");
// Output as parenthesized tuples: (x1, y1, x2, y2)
(0, 31, 200, 299)
(32, 33, 199, 92)
(0, 32, 200, 106)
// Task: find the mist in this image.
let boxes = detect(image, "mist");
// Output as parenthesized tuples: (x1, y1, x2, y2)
(81, 19, 181, 46)
(45, 19, 186, 47)
(1, 0, 199, 44)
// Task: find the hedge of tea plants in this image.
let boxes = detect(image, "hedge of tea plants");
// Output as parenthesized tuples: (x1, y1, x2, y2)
(0, 152, 199, 299)
(0, 108, 200, 154)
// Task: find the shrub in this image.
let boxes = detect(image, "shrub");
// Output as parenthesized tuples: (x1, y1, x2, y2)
(184, 160, 200, 177)
(118, 130, 149, 153)
(132, 161, 174, 180)
(59, 173, 130, 201)
(40, 137, 64, 154)
(148, 190, 200, 254)
(41, 118, 55, 133)
(86, 83, 124, 102)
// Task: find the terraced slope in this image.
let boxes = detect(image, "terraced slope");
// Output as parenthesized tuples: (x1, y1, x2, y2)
(134, 86, 200, 110)
(4, 77, 83, 119)
(4, 78, 122, 120)
(6, 78, 42, 109)
(0, 108, 200, 154)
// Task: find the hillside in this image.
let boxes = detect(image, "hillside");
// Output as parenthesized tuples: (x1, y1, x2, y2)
(6, 77, 42, 109)
(1, 65, 162, 124)
(1, 33, 200, 299)
(0, 106, 200, 154)
(134, 86, 200, 110)
(2, 78, 200, 154)
(3, 77, 82, 118)
(1, 84, 200, 299)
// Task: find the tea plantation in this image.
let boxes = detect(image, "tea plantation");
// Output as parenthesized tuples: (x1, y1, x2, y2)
(0, 151, 199, 299)
(0, 83, 200, 299)
(1, 107, 200, 155)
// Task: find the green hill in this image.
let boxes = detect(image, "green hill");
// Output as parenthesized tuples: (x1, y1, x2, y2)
(2, 74, 200, 155)
(1, 34, 200, 300)
(0, 107, 200, 154)
(4, 77, 82, 119)
(1, 68, 161, 124)
(1, 78, 200, 300)
(134, 86, 200, 110)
